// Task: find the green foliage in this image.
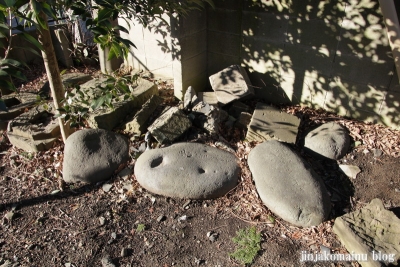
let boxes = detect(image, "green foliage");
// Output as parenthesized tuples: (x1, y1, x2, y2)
(136, 223, 145, 232)
(230, 226, 262, 265)
(57, 71, 138, 128)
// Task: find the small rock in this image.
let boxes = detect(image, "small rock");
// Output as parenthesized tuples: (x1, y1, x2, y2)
(372, 148, 383, 158)
(178, 215, 188, 222)
(395, 188, 400, 193)
(4, 211, 14, 221)
(101, 255, 116, 267)
(320, 245, 331, 254)
(121, 248, 129, 257)
(0, 260, 12, 267)
(102, 183, 113, 192)
(206, 231, 218, 242)
(64, 263, 72, 267)
(99, 217, 106, 226)
(157, 215, 166, 222)
(363, 148, 370, 154)
(339, 165, 361, 179)
(118, 167, 132, 179)
(182, 200, 191, 210)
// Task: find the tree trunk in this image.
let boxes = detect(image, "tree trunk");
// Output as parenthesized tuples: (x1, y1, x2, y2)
(34, 6, 69, 142)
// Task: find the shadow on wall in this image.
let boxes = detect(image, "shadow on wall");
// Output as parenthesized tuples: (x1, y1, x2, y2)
(230, 0, 397, 127)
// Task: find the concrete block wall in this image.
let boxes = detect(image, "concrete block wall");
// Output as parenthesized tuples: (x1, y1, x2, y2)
(119, 10, 208, 100)
(234, 0, 398, 128)
(119, 0, 399, 129)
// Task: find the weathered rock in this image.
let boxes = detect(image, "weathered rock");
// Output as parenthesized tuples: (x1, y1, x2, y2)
(123, 95, 163, 134)
(191, 101, 227, 134)
(0, 93, 37, 121)
(339, 164, 361, 179)
(228, 101, 251, 119)
(40, 73, 92, 97)
(86, 78, 158, 130)
(209, 65, 254, 105)
(183, 86, 196, 110)
(63, 129, 129, 183)
(7, 103, 73, 152)
(248, 140, 331, 227)
(333, 198, 400, 267)
(246, 102, 300, 144)
(148, 107, 191, 144)
(198, 91, 218, 106)
(235, 112, 252, 129)
(304, 122, 350, 160)
(134, 143, 240, 199)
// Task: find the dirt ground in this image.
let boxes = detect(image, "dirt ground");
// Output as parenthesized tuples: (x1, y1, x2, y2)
(0, 66, 399, 267)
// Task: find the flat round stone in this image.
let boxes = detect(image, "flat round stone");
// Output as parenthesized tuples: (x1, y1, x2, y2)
(134, 143, 240, 199)
(248, 140, 331, 227)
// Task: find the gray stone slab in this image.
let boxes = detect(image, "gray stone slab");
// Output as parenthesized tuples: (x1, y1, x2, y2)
(197, 92, 218, 106)
(304, 122, 350, 160)
(63, 129, 129, 183)
(0, 93, 37, 121)
(134, 143, 240, 199)
(235, 112, 252, 129)
(228, 101, 251, 118)
(246, 102, 300, 144)
(86, 79, 158, 130)
(209, 65, 254, 106)
(7, 132, 58, 152)
(333, 199, 400, 267)
(148, 107, 192, 144)
(248, 140, 331, 227)
(123, 95, 163, 134)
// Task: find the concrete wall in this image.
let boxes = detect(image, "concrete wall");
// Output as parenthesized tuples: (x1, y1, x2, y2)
(120, 0, 400, 129)
(119, 11, 208, 99)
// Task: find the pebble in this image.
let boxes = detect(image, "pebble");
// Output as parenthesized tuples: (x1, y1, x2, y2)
(121, 248, 129, 257)
(99, 217, 106, 226)
(372, 148, 383, 158)
(182, 200, 191, 210)
(102, 183, 113, 192)
(320, 245, 331, 254)
(395, 188, 400, 193)
(157, 215, 166, 222)
(101, 255, 116, 267)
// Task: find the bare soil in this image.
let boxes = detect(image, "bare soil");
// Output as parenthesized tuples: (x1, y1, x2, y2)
(0, 66, 399, 267)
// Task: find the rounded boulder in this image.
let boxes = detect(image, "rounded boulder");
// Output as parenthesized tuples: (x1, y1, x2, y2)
(134, 142, 240, 199)
(63, 129, 129, 183)
(304, 122, 350, 160)
(248, 140, 331, 227)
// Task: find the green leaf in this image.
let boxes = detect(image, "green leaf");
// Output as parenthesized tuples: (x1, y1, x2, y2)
(97, 8, 113, 22)
(4, 0, 16, 8)
(20, 32, 44, 51)
(13, 46, 42, 57)
(0, 58, 25, 68)
(90, 96, 105, 110)
(9, 70, 27, 81)
(0, 79, 16, 92)
(0, 69, 9, 77)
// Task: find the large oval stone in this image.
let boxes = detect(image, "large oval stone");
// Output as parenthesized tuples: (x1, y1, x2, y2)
(248, 140, 331, 227)
(304, 122, 350, 160)
(63, 129, 129, 183)
(134, 143, 240, 199)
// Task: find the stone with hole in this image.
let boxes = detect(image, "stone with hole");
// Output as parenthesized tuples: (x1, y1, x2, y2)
(248, 140, 331, 227)
(134, 143, 240, 199)
(303, 122, 350, 160)
(63, 129, 129, 183)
